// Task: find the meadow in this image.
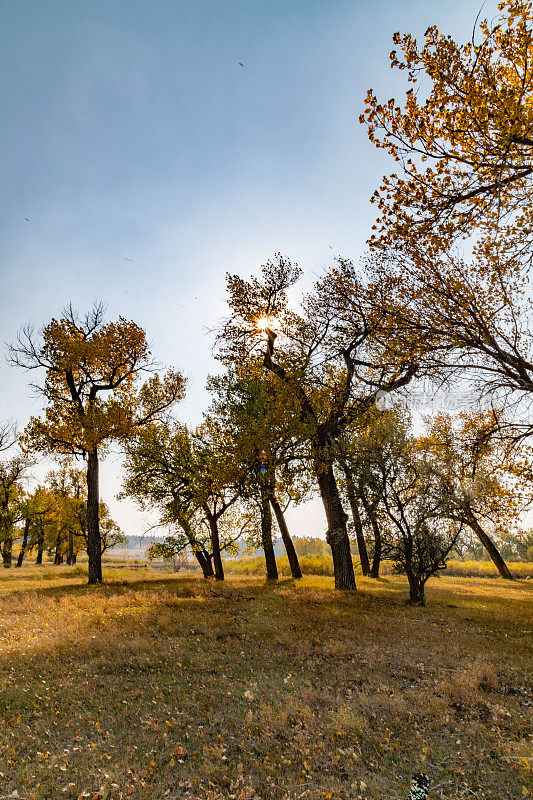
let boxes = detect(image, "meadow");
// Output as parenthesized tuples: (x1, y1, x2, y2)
(0, 567, 531, 800)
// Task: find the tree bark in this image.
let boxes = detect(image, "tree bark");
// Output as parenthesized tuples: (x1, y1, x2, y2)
(270, 493, 302, 579)
(87, 447, 102, 584)
(202, 549, 215, 577)
(54, 530, 64, 564)
(465, 512, 514, 580)
(341, 464, 370, 575)
(406, 569, 426, 605)
(2, 535, 13, 568)
(178, 514, 214, 578)
(16, 518, 31, 567)
(316, 459, 356, 590)
(359, 482, 382, 578)
(195, 548, 215, 578)
(36, 520, 44, 564)
(67, 530, 75, 565)
(205, 509, 224, 581)
(260, 484, 278, 580)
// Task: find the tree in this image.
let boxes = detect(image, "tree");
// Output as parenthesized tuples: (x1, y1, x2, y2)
(122, 421, 244, 580)
(219, 256, 419, 589)
(360, 1, 533, 440)
(292, 537, 329, 557)
(10, 303, 185, 584)
(361, 0, 533, 258)
(122, 422, 212, 577)
(15, 488, 54, 567)
(335, 411, 398, 579)
(207, 365, 306, 580)
(335, 449, 371, 576)
(0, 455, 30, 568)
(148, 539, 190, 572)
(419, 411, 526, 578)
(363, 412, 462, 604)
(195, 417, 247, 581)
(0, 420, 17, 453)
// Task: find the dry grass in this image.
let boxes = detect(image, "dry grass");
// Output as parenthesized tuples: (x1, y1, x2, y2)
(223, 556, 533, 580)
(0, 567, 531, 800)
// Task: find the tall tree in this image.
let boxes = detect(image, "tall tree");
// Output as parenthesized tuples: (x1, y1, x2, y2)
(10, 304, 185, 584)
(219, 255, 418, 589)
(360, 1, 533, 439)
(362, 411, 462, 605)
(420, 411, 526, 579)
(0, 456, 30, 568)
(207, 365, 306, 579)
(361, 0, 533, 258)
(122, 421, 244, 580)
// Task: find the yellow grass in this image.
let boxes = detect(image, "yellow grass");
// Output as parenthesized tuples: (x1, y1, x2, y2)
(0, 566, 531, 800)
(223, 555, 533, 579)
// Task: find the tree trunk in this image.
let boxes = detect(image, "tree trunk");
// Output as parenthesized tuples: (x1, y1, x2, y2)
(341, 464, 370, 575)
(67, 530, 75, 565)
(316, 459, 356, 590)
(260, 484, 278, 580)
(205, 510, 224, 581)
(16, 518, 30, 567)
(36, 520, 44, 564)
(406, 570, 426, 605)
(2, 536, 13, 568)
(54, 530, 64, 564)
(194, 548, 215, 578)
(86, 447, 102, 584)
(359, 482, 382, 578)
(465, 512, 514, 580)
(178, 514, 214, 578)
(270, 493, 302, 579)
(202, 549, 215, 577)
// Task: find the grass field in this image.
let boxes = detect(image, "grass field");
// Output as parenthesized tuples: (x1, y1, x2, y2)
(0, 567, 531, 800)
(223, 556, 533, 580)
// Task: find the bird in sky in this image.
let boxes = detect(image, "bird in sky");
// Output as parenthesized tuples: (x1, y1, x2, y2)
(239, 62, 245, 67)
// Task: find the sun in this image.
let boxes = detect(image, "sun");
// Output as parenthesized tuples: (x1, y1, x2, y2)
(256, 315, 277, 331)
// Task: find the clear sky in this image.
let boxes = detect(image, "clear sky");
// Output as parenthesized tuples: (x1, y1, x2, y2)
(0, 0, 491, 538)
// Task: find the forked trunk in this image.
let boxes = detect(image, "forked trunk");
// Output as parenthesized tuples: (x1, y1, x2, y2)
(203, 549, 215, 577)
(178, 514, 214, 578)
(406, 570, 426, 606)
(269, 492, 301, 579)
(341, 464, 370, 575)
(316, 459, 356, 590)
(465, 512, 513, 580)
(260, 484, 278, 580)
(16, 518, 30, 567)
(195, 548, 215, 578)
(86, 447, 102, 584)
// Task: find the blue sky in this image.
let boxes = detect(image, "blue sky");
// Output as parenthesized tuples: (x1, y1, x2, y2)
(0, 0, 490, 537)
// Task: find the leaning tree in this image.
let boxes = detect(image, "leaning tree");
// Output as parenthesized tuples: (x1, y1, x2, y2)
(207, 363, 308, 580)
(122, 419, 246, 580)
(218, 255, 420, 590)
(360, 0, 533, 442)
